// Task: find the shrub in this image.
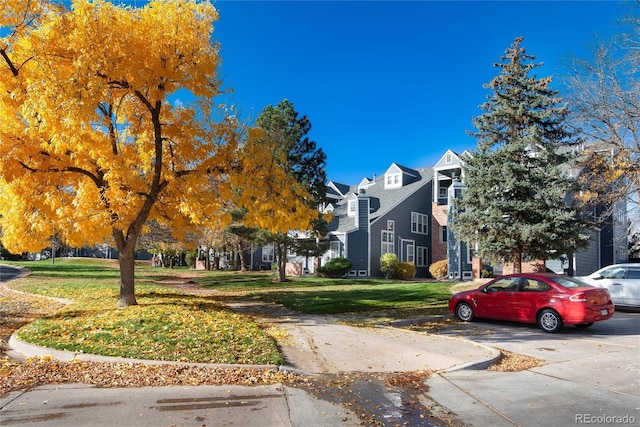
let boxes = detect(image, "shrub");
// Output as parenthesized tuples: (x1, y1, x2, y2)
(379, 253, 399, 279)
(185, 250, 198, 268)
(395, 262, 416, 280)
(317, 257, 352, 278)
(429, 259, 448, 279)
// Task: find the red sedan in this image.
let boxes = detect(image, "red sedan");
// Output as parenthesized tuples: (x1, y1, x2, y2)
(449, 273, 614, 333)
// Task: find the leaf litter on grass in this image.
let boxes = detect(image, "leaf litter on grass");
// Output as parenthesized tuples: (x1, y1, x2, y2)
(0, 286, 64, 355)
(0, 271, 289, 393)
(0, 357, 299, 394)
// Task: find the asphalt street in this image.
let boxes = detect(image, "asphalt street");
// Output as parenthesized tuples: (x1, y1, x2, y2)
(0, 265, 23, 283)
(426, 310, 640, 426)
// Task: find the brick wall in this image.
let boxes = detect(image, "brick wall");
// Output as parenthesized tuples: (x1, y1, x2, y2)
(431, 202, 448, 264)
(501, 260, 546, 274)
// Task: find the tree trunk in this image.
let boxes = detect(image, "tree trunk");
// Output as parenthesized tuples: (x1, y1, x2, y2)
(204, 247, 211, 270)
(566, 251, 575, 276)
(512, 250, 522, 274)
(116, 240, 138, 307)
(236, 242, 247, 271)
(275, 242, 287, 282)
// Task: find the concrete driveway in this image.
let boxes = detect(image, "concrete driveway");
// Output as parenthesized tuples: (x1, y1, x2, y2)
(425, 310, 640, 426)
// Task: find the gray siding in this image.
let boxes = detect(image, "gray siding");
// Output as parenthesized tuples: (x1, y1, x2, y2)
(574, 228, 601, 276)
(346, 193, 370, 274)
(370, 183, 432, 278)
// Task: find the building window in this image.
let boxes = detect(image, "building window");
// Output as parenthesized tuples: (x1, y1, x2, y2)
(405, 243, 415, 263)
(348, 199, 356, 217)
(330, 241, 340, 259)
(411, 212, 429, 235)
(262, 245, 274, 263)
(445, 153, 452, 163)
(416, 246, 428, 267)
(381, 230, 394, 254)
(385, 173, 401, 188)
(387, 220, 394, 232)
(440, 226, 447, 243)
(439, 186, 448, 198)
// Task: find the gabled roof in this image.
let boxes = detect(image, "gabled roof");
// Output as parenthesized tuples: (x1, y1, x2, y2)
(434, 149, 462, 171)
(327, 181, 351, 197)
(327, 166, 433, 233)
(358, 177, 373, 187)
(385, 163, 420, 178)
(384, 163, 422, 187)
(368, 167, 432, 223)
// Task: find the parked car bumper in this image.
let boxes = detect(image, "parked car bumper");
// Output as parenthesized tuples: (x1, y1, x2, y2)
(561, 303, 615, 324)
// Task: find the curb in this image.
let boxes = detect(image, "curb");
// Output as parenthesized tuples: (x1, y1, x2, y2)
(3, 266, 498, 375)
(7, 333, 281, 372)
(385, 315, 502, 371)
(439, 336, 501, 372)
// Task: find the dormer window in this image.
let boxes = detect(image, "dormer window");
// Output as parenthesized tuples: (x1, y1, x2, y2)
(385, 172, 401, 189)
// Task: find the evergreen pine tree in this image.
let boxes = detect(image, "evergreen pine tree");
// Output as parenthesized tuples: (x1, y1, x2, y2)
(255, 100, 327, 281)
(451, 37, 589, 273)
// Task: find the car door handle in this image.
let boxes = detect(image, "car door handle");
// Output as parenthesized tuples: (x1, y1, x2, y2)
(612, 283, 622, 286)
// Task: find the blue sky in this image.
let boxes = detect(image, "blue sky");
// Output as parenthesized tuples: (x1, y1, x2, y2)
(211, 0, 632, 184)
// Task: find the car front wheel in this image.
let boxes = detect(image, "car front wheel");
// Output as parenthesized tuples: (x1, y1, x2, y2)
(537, 309, 563, 333)
(456, 302, 475, 322)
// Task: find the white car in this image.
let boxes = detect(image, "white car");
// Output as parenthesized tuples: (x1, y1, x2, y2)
(576, 264, 640, 308)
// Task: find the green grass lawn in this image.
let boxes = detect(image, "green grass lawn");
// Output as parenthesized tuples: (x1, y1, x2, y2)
(4, 258, 455, 364)
(233, 281, 453, 315)
(196, 272, 454, 315)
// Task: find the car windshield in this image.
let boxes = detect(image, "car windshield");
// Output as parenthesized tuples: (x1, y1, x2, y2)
(600, 267, 626, 279)
(553, 276, 592, 289)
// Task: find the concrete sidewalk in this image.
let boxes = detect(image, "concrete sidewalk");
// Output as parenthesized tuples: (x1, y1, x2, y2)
(0, 382, 356, 427)
(2, 272, 501, 426)
(4, 272, 638, 426)
(225, 300, 500, 374)
(3, 307, 499, 427)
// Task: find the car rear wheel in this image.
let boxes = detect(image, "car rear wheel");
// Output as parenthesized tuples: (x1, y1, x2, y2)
(575, 323, 593, 329)
(537, 309, 563, 333)
(456, 302, 475, 322)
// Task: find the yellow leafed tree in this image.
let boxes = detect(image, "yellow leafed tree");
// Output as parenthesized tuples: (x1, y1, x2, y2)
(0, 0, 319, 306)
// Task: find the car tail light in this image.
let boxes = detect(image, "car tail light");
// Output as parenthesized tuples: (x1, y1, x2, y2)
(570, 292, 587, 302)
